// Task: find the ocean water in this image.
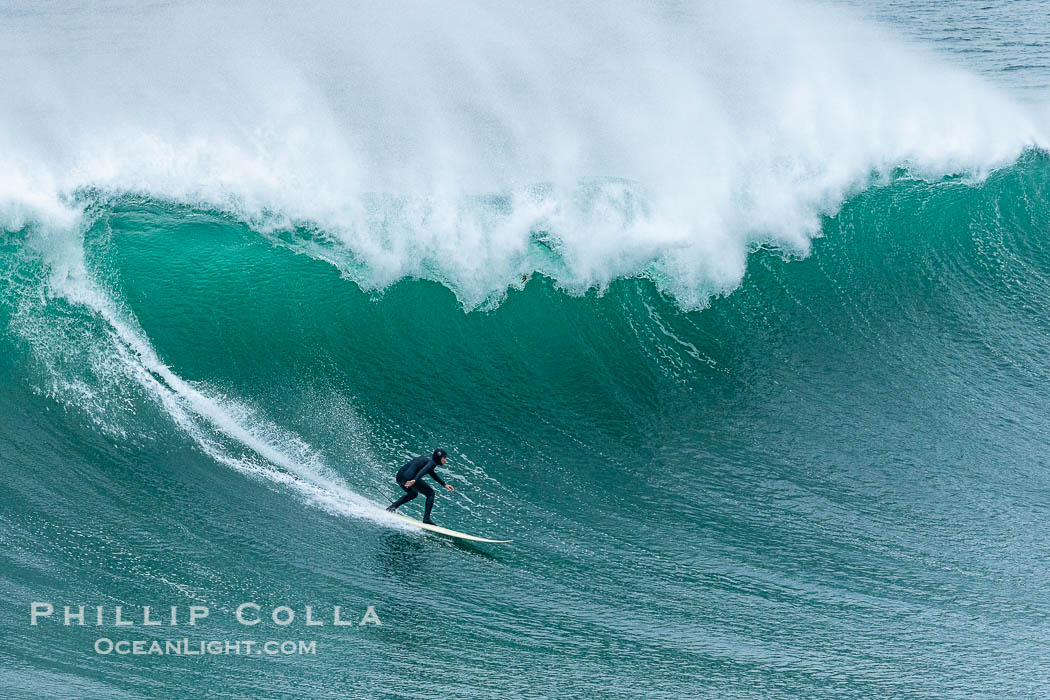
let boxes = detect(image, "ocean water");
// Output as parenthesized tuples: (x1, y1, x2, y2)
(2, 1, 1050, 697)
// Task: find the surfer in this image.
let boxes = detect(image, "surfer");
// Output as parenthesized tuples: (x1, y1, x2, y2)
(385, 448, 454, 524)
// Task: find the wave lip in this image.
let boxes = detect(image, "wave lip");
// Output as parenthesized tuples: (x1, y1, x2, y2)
(0, 0, 1046, 308)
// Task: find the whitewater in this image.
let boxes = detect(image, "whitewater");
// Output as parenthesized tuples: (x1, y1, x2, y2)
(1, 0, 1045, 307)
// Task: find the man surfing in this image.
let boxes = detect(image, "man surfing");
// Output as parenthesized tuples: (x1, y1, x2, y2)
(385, 448, 454, 524)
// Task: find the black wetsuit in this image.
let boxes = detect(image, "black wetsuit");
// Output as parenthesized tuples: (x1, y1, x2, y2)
(387, 456, 446, 521)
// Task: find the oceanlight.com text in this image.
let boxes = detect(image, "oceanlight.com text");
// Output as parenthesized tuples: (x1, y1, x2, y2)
(94, 638, 318, 656)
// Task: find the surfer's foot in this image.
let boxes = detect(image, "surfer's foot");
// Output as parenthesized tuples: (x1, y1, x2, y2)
(385, 504, 397, 512)
(422, 518, 436, 525)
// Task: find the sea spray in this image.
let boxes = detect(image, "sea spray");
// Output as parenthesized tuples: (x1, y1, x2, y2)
(0, 0, 1043, 308)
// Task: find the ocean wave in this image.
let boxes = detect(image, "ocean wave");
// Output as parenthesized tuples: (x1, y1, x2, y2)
(0, 0, 1045, 308)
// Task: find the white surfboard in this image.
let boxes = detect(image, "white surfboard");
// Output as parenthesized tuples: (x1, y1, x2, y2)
(390, 513, 513, 543)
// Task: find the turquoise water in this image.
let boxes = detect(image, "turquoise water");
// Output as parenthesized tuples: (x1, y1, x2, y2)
(3, 1, 1050, 698)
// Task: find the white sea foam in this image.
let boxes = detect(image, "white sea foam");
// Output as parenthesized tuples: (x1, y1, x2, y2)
(0, 0, 1044, 307)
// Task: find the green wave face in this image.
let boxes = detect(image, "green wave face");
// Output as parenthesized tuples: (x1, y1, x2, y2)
(3, 153, 1050, 696)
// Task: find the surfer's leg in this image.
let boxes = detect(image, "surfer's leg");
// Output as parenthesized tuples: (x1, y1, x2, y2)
(415, 481, 436, 522)
(385, 481, 418, 512)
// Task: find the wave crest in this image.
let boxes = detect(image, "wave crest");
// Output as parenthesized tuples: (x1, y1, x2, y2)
(0, 0, 1044, 307)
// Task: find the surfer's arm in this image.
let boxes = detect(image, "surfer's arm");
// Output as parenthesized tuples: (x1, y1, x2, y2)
(412, 459, 440, 483)
(420, 465, 448, 487)
(410, 458, 452, 489)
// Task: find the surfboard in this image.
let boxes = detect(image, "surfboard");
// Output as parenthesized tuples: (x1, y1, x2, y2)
(390, 513, 513, 543)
